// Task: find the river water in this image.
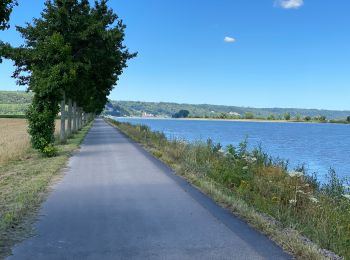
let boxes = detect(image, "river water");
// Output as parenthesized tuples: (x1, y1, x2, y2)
(113, 117, 350, 180)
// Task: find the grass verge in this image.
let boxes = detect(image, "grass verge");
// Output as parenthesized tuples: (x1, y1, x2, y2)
(107, 119, 349, 260)
(0, 122, 92, 258)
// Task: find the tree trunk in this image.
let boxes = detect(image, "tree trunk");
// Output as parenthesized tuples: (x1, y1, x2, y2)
(82, 111, 85, 126)
(60, 92, 66, 143)
(73, 101, 77, 133)
(78, 108, 82, 130)
(67, 99, 72, 137)
(76, 104, 79, 131)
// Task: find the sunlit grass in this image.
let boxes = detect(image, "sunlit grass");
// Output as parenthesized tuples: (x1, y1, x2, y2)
(0, 119, 62, 164)
(0, 118, 90, 258)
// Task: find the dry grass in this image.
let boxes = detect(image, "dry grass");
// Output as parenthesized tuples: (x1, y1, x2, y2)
(0, 119, 30, 164)
(0, 120, 91, 258)
(0, 119, 62, 164)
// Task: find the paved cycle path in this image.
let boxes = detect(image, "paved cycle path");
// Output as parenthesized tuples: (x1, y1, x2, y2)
(8, 118, 290, 260)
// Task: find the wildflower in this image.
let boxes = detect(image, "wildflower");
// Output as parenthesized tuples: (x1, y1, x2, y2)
(289, 171, 303, 178)
(296, 190, 306, 194)
(289, 199, 297, 205)
(309, 197, 319, 203)
(251, 157, 257, 162)
(242, 166, 248, 170)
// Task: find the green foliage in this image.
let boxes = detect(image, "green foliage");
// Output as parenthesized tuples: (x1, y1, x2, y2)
(244, 112, 254, 119)
(26, 96, 59, 151)
(110, 119, 350, 259)
(1, 1, 135, 154)
(304, 116, 311, 121)
(284, 113, 291, 120)
(106, 100, 350, 120)
(347, 116, 350, 123)
(267, 114, 276, 120)
(0, 0, 17, 30)
(42, 144, 58, 157)
(0, 91, 33, 103)
(172, 109, 190, 118)
(0, 114, 26, 118)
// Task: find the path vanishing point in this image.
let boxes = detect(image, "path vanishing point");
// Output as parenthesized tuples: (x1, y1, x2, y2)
(8, 119, 291, 260)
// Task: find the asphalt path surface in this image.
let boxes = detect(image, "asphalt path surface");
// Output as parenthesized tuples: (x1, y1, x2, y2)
(8, 118, 291, 260)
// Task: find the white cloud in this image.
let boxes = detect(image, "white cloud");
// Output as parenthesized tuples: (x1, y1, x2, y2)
(275, 0, 304, 9)
(224, 36, 236, 43)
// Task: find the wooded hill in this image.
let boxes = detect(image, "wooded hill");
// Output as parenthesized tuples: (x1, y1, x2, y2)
(108, 100, 350, 120)
(2, 91, 350, 119)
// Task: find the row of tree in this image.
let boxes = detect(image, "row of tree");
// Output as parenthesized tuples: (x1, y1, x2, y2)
(0, 0, 135, 154)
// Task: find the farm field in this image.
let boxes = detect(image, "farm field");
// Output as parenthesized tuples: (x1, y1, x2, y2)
(0, 118, 90, 258)
(0, 119, 62, 164)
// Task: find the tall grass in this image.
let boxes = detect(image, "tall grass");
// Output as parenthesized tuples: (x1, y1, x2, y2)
(109, 120, 350, 259)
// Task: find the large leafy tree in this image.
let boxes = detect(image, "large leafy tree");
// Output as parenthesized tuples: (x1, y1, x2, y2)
(0, 0, 17, 30)
(1, 0, 135, 153)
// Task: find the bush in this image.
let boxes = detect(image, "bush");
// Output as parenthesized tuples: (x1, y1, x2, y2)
(26, 95, 59, 153)
(284, 113, 291, 120)
(42, 144, 58, 157)
(244, 112, 254, 119)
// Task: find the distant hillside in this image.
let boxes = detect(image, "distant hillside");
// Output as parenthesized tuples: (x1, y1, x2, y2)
(108, 100, 350, 120)
(0, 91, 33, 115)
(1, 91, 350, 120)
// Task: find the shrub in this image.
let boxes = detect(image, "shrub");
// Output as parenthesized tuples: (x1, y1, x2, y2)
(244, 112, 254, 119)
(42, 143, 58, 157)
(26, 95, 59, 152)
(284, 113, 291, 120)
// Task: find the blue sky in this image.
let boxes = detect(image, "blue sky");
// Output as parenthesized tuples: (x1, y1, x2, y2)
(1, 0, 350, 110)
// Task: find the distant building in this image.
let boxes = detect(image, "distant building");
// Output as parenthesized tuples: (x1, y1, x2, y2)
(141, 112, 155, 118)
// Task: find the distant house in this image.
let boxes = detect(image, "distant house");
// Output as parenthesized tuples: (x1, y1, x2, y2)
(141, 112, 155, 118)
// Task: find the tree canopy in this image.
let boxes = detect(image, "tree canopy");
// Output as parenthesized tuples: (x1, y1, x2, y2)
(172, 110, 190, 118)
(0, 0, 136, 153)
(0, 0, 17, 30)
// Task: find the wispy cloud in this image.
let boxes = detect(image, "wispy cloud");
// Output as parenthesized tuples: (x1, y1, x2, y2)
(275, 0, 304, 9)
(224, 36, 236, 43)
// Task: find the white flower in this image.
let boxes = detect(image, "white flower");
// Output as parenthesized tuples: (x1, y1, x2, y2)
(296, 190, 306, 194)
(289, 199, 297, 205)
(309, 197, 319, 204)
(289, 171, 304, 178)
(342, 194, 350, 200)
(242, 166, 248, 170)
